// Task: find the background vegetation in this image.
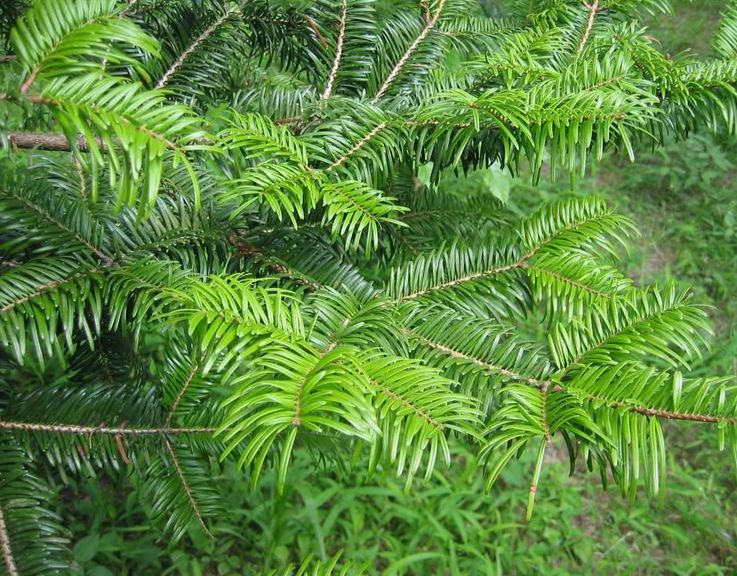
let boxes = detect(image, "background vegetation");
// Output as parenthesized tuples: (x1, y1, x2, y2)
(3, 0, 737, 574)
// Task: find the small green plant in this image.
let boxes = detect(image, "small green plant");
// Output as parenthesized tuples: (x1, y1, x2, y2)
(3, 0, 737, 573)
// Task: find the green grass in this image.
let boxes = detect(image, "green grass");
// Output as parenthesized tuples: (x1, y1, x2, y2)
(643, 0, 724, 55)
(66, 434, 736, 575)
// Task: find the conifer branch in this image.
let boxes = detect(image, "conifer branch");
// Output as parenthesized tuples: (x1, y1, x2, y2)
(2, 0, 736, 542)
(578, 393, 737, 426)
(627, 405, 737, 424)
(166, 363, 201, 427)
(321, 0, 347, 99)
(370, 381, 443, 429)
(563, 301, 698, 369)
(0, 504, 18, 576)
(10, 192, 114, 264)
(525, 264, 611, 297)
(164, 438, 213, 537)
(373, 0, 448, 101)
(408, 329, 549, 388)
(399, 261, 522, 300)
(155, 9, 239, 89)
(326, 122, 388, 171)
(392, 223, 602, 302)
(0, 267, 102, 313)
(5, 90, 190, 154)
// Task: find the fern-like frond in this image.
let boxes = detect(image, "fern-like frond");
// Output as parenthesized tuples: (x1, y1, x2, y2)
(320, 179, 406, 251)
(149, 3, 243, 95)
(10, 0, 158, 90)
(144, 439, 223, 541)
(549, 284, 712, 371)
(0, 174, 113, 264)
(305, 288, 406, 354)
(360, 352, 481, 488)
(220, 111, 308, 165)
(714, 1, 737, 59)
(306, 100, 405, 185)
(526, 252, 633, 319)
(0, 256, 102, 363)
(218, 343, 378, 490)
(0, 437, 71, 575)
(41, 74, 206, 209)
(480, 383, 602, 516)
(243, 228, 379, 300)
(312, 0, 377, 99)
(369, 2, 451, 102)
(406, 305, 552, 411)
(517, 195, 634, 258)
(3, 380, 162, 475)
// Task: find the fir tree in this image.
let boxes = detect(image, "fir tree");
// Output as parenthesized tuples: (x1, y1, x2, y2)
(1, 0, 737, 572)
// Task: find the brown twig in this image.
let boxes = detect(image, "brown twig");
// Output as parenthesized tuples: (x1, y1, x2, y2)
(586, 397, 737, 426)
(2, 131, 107, 153)
(578, 1, 600, 54)
(0, 421, 217, 435)
(321, 0, 347, 100)
(166, 363, 200, 427)
(326, 122, 387, 171)
(0, 505, 18, 576)
(164, 438, 213, 537)
(306, 15, 328, 49)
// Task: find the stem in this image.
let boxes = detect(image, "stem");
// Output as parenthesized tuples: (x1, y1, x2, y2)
(578, 1, 600, 54)
(155, 10, 238, 89)
(321, 0, 347, 100)
(398, 261, 522, 301)
(0, 421, 217, 435)
(373, 0, 448, 101)
(166, 363, 200, 426)
(164, 438, 213, 537)
(326, 122, 388, 171)
(0, 268, 102, 313)
(527, 438, 547, 521)
(1, 132, 106, 152)
(407, 329, 549, 388)
(370, 379, 443, 430)
(0, 504, 18, 576)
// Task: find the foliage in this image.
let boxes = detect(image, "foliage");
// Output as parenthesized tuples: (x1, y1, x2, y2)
(1, 0, 737, 573)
